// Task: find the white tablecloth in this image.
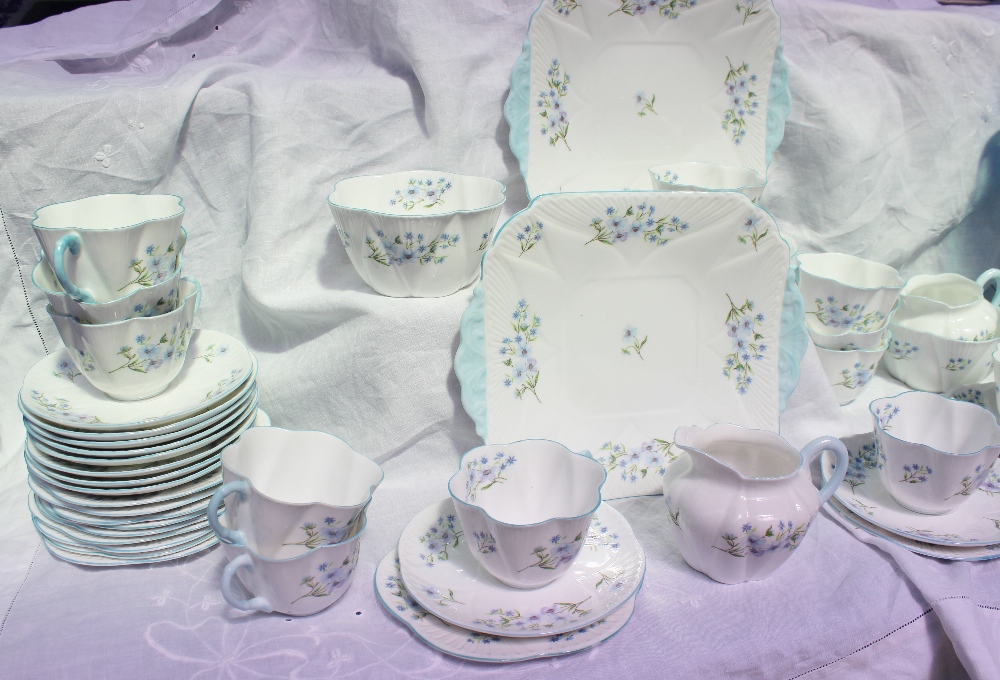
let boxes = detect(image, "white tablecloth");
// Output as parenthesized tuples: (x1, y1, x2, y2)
(1, 0, 999, 677)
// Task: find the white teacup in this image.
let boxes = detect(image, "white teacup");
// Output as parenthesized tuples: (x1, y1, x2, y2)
(219, 514, 364, 616)
(32, 194, 185, 304)
(447, 440, 606, 589)
(798, 253, 904, 335)
(207, 427, 383, 559)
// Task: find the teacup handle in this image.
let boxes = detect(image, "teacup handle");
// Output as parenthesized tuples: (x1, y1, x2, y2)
(207, 480, 249, 546)
(800, 436, 849, 505)
(52, 234, 95, 303)
(221, 554, 274, 613)
(975, 269, 1000, 308)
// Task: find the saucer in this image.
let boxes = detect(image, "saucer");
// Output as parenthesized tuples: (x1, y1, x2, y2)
(822, 433, 1000, 546)
(827, 497, 1000, 561)
(398, 499, 644, 637)
(376, 548, 636, 663)
(38, 532, 216, 566)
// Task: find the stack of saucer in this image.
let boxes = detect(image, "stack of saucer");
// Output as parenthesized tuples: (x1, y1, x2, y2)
(20, 329, 261, 566)
(375, 441, 645, 663)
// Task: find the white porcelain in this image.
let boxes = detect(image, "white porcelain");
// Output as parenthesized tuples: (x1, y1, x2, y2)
(663, 424, 848, 585)
(456, 190, 792, 500)
(19, 329, 254, 430)
(38, 532, 215, 567)
(219, 514, 364, 617)
(807, 303, 897, 351)
(945, 382, 999, 419)
(827, 496, 1000, 561)
(32, 254, 185, 324)
(814, 336, 890, 406)
(649, 162, 766, 203)
(508, 0, 781, 196)
(47, 278, 200, 400)
(798, 253, 904, 335)
(447, 440, 606, 589)
(28, 464, 220, 511)
(895, 270, 1000, 341)
(823, 432, 1000, 546)
(398, 499, 644, 637)
(207, 427, 383, 559)
(328, 171, 505, 298)
(375, 548, 636, 663)
(870, 392, 1000, 515)
(884, 321, 996, 393)
(33, 490, 209, 528)
(33, 512, 212, 554)
(32, 194, 186, 303)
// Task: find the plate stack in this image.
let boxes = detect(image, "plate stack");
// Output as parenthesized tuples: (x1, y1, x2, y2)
(20, 329, 260, 566)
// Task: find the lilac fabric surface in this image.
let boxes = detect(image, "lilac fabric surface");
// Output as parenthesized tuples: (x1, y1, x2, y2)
(0, 0, 999, 677)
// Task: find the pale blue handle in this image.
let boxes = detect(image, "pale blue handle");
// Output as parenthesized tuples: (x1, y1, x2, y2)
(221, 553, 273, 613)
(800, 436, 849, 505)
(52, 233, 94, 303)
(207, 480, 248, 546)
(975, 269, 1000, 308)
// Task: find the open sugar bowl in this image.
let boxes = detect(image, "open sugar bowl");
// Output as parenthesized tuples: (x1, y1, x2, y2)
(328, 171, 506, 298)
(447, 440, 606, 589)
(798, 253, 903, 336)
(648, 162, 766, 203)
(814, 333, 891, 405)
(884, 321, 997, 393)
(870, 392, 1000, 515)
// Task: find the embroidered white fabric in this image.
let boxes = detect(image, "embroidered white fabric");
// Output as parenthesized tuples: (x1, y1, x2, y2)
(0, 0, 998, 677)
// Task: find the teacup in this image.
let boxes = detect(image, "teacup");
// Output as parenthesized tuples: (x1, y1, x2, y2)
(884, 321, 997, 393)
(207, 427, 383, 559)
(47, 277, 200, 400)
(648, 162, 766, 203)
(447, 440, 606, 589)
(815, 335, 890, 405)
(328, 171, 506, 297)
(871, 392, 1000, 515)
(895, 270, 1000, 341)
(33, 253, 184, 324)
(798, 253, 904, 335)
(32, 194, 185, 304)
(219, 514, 364, 616)
(807, 303, 897, 351)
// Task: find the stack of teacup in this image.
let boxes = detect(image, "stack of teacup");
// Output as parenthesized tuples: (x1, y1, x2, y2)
(797, 253, 903, 405)
(208, 428, 383, 616)
(371, 440, 645, 662)
(20, 194, 261, 565)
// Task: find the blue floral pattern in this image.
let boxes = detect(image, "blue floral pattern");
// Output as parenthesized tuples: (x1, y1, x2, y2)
(944, 358, 972, 372)
(472, 531, 497, 554)
(714, 520, 810, 557)
(609, 0, 696, 19)
(980, 469, 1000, 495)
(418, 515, 463, 567)
(948, 464, 989, 499)
(634, 91, 657, 117)
(538, 59, 571, 150)
(873, 402, 900, 431)
(721, 58, 759, 145)
(202, 367, 245, 402)
(516, 221, 543, 256)
(950, 387, 985, 406)
(121, 240, 180, 291)
(519, 532, 585, 572)
(621, 326, 647, 359)
(474, 598, 592, 632)
(291, 542, 358, 604)
(724, 295, 767, 394)
(110, 323, 191, 375)
(283, 516, 359, 549)
(889, 340, 919, 360)
(195, 343, 229, 363)
(389, 177, 452, 210)
(899, 464, 932, 484)
(737, 214, 769, 250)
(464, 450, 517, 502)
(53, 357, 82, 382)
(808, 297, 887, 332)
(383, 557, 429, 621)
(500, 300, 542, 402)
(844, 440, 883, 493)
(365, 230, 459, 266)
(551, 0, 580, 15)
(596, 439, 677, 483)
(586, 204, 690, 246)
(833, 361, 877, 390)
(28, 390, 101, 424)
(586, 516, 621, 550)
(736, 1, 761, 24)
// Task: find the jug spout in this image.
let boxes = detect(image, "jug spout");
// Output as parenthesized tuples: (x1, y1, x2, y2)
(674, 424, 804, 482)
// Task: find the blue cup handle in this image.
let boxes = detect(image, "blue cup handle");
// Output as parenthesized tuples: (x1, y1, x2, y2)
(221, 553, 273, 613)
(975, 269, 1000, 308)
(800, 436, 849, 505)
(52, 234, 95, 303)
(207, 480, 249, 546)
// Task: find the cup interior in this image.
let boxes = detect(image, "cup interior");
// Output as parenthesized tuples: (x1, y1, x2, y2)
(33, 194, 183, 231)
(873, 393, 1000, 455)
(799, 253, 903, 289)
(450, 442, 605, 525)
(223, 428, 382, 507)
(902, 274, 982, 307)
(329, 172, 505, 216)
(677, 425, 801, 479)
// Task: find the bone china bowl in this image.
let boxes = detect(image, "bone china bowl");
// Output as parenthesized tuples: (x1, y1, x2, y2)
(31, 193, 185, 304)
(207, 427, 384, 559)
(328, 171, 506, 298)
(884, 320, 997, 393)
(219, 514, 365, 616)
(447, 440, 606, 589)
(894, 271, 1000, 341)
(798, 253, 904, 335)
(871, 392, 1000, 515)
(648, 162, 766, 203)
(32, 247, 185, 324)
(814, 335, 891, 405)
(47, 277, 200, 400)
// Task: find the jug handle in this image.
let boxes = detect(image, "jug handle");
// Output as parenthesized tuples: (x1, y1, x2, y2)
(52, 233, 95, 304)
(800, 436, 849, 505)
(207, 480, 249, 546)
(975, 269, 1000, 308)
(221, 554, 274, 613)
